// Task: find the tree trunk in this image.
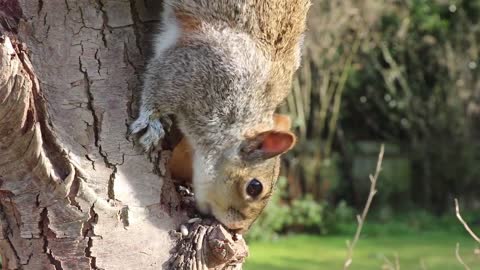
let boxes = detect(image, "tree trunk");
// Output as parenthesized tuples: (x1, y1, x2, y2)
(0, 1, 247, 269)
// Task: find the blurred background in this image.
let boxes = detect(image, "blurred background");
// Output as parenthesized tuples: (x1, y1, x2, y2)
(245, 0, 480, 269)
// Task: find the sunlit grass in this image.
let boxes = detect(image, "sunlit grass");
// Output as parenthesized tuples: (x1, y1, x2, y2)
(245, 232, 479, 270)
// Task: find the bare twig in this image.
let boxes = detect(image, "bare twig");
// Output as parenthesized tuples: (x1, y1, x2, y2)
(454, 198, 480, 243)
(381, 253, 400, 270)
(454, 199, 479, 270)
(420, 259, 428, 270)
(324, 38, 361, 157)
(343, 144, 385, 269)
(381, 255, 395, 270)
(382, 258, 393, 269)
(394, 253, 400, 270)
(455, 243, 471, 270)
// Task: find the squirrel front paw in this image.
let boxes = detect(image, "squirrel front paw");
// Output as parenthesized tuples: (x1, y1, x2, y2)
(129, 114, 165, 151)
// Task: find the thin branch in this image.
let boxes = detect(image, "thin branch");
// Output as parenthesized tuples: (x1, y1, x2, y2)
(455, 243, 471, 270)
(382, 255, 395, 270)
(455, 198, 480, 243)
(343, 144, 385, 270)
(381, 253, 400, 270)
(454, 198, 478, 270)
(394, 253, 400, 270)
(420, 259, 428, 270)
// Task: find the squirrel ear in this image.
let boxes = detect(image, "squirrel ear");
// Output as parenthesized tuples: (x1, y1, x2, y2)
(241, 130, 296, 161)
(273, 114, 292, 131)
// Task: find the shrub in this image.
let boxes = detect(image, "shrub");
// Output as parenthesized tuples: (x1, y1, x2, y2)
(247, 178, 330, 241)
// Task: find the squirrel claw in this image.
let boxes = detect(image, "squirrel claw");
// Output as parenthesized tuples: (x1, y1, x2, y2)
(129, 115, 149, 135)
(180, 224, 189, 236)
(129, 115, 165, 151)
(139, 119, 165, 151)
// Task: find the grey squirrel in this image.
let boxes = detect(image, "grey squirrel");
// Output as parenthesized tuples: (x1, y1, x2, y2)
(130, 0, 311, 233)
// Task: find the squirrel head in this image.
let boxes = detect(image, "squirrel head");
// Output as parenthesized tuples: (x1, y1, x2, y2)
(190, 115, 295, 233)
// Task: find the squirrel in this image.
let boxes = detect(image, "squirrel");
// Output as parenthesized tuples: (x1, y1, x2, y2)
(130, 0, 310, 233)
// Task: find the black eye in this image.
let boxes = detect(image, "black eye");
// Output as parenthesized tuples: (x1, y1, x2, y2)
(246, 178, 263, 198)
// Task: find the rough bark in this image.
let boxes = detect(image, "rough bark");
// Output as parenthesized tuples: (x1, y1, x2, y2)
(0, 1, 247, 269)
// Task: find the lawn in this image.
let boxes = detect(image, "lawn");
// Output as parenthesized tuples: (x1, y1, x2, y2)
(244, 232, 479, 270)
(0, 231, 477, 270)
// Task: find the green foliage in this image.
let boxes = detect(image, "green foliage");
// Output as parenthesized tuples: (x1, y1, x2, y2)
(322, 200, 356, 235)
(338, 0, 480, 211)
(283, 0, 480, 215)
(410, 0, 450, 34)
(287, 195, 326, 232)
(263, 0, 480, 241)
(247, 177, 331, 241)
(332, 200, 355, 224)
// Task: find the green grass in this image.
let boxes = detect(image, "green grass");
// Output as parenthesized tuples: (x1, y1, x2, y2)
(244, 232, 479, 270)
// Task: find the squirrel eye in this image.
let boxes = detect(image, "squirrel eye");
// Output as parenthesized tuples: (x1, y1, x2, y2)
(246, 178, 263, 198)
